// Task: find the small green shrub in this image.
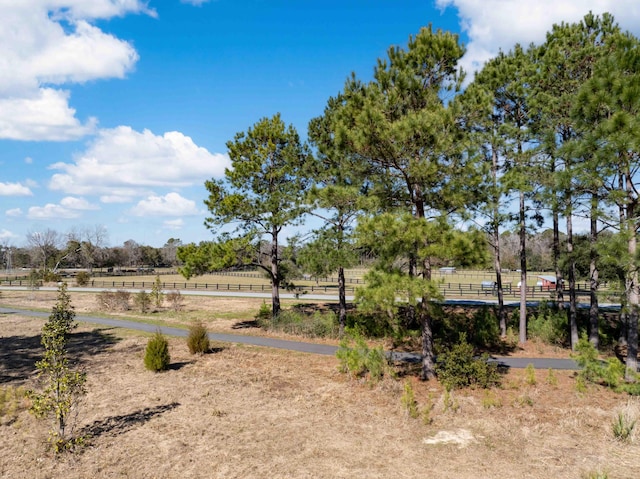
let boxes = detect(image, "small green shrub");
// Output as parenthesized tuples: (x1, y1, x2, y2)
(573, 336, 628, 392)
(264, 310, 339, 338)
(575, 375, 588, 394)
(98, 290, 130, 311)
(75, 271, 91, 286)
(144, 331, 170, 372)
(345, 310, 394, 338)
(612, 411, 637, 442)
(514, 394, 534, 407)
(255, 301, 271, 322)
(422, 393, 435, 425)
(166, 290, 184, 312)
(525, 363, 537, 386)
(527, 301, 568, 346)
(435, 333, 502, 390)
(443, 387, 459, 413)
(481, 390, 502, 409)
(336, 329, 388, 383)
(27, 269, 42, 290)
(150, 275, 164, 309)
(42, 270, 62, 283)
(187, 321, 210, 354)
(546, 368, 558, 387)
(135, 290, 151, 313)
(583, 470, 608, 479)
(401, 380, 419, 419)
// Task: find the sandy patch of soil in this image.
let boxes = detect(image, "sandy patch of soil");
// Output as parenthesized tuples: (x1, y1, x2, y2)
(1, 312, 640, 479)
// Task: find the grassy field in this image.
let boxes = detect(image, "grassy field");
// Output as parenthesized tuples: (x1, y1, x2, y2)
(1, 290, 640, 478)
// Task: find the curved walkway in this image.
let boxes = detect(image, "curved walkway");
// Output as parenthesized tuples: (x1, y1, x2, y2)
(0, 306, 579, 370)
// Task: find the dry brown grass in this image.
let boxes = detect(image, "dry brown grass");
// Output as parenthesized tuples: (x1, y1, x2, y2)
(2, 303, 640, 479)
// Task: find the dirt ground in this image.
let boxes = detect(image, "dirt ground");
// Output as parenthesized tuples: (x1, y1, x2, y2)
(2, 292, 640, 478)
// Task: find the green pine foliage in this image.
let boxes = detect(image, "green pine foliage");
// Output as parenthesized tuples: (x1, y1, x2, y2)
(571, 336, 640, 394)
(75, 271, 91, 286)
(187, 321, 210, 354)
(401, 380, 419, 419)
(26, 282, 87, 453)
(527, 301, 568, 346)
(150, 275, 164, 309)
(144, 331, 170, 372)
(336, 329, 387, 383)
(435, 332, 502, 390)
(135, 290, 151, 313)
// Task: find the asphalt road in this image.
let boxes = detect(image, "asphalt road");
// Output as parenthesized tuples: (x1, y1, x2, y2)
(0, 306, 580, 370)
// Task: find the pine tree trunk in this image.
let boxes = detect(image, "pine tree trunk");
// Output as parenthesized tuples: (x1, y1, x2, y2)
(420, 308, 436, 380)
(338, 266, 346, 337)
(566, 211, 579, 350)
(493, 224, 507, 337)
(271, 226, 280, 317)
(589, 193, 599, 348)
(625, 182, 638, 381)
(553, 209, 564, 309)
(519, 190, 527, 344)
(420, 254, 436, 380)
(491, 147, 507, 336)
(626, 265, 639, 380)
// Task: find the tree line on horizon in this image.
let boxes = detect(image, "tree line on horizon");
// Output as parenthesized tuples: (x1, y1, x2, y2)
(176, 11, 640, 382)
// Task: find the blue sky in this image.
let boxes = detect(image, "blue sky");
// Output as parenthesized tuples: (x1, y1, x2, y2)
(1, 1, 640, 249)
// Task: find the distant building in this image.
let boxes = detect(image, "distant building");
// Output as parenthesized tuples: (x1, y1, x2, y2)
(537, 275, 557, 289)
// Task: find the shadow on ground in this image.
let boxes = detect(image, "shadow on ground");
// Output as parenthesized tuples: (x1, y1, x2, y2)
(79, 402, 180, 440)
(0, 327, 120, 385)
(232, 320, 260, 329)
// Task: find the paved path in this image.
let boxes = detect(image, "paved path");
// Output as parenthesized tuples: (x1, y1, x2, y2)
(0, 306, 580, 370)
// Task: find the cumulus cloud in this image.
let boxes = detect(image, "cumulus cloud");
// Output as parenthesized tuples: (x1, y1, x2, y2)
(0, 182, 33, 196)
(0, 229, 18, 241)
(437, 0, 640, 75)
(49, 126, 230, 198)
(163, 218, 185, 230)
(60, 196, 99, 210)
(0, 1, 152, 140)
(27, 203, 82, 220)
(0, 89, 97, 141)
(6, 208, 23, 218)
(130, 192, 199, 217)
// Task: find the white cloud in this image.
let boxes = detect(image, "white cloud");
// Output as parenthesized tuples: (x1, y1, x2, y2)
(0, 182, 33, 196)
(163, 218, 185, 230)
(5, 208, 23, 217)
(26, 20, 139, 87)
(437, 0, 640, 75)
(181, 0, 211, 5)
(24, 157, 33, 164)
(130, 192, 199, 217)
(0, 1, 153, 140)
(0, 89, 97, 141)
(49, 126, 230, 196)
(27, 203, 81, 220)
(60, 196, 99, 210)
(0, 229, 18, 241)
(100, 194, 137, 204)
(46, 0, 156, 20)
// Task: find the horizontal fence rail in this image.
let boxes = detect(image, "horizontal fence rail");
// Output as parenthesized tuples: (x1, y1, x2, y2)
(0, 278, 616, 302)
